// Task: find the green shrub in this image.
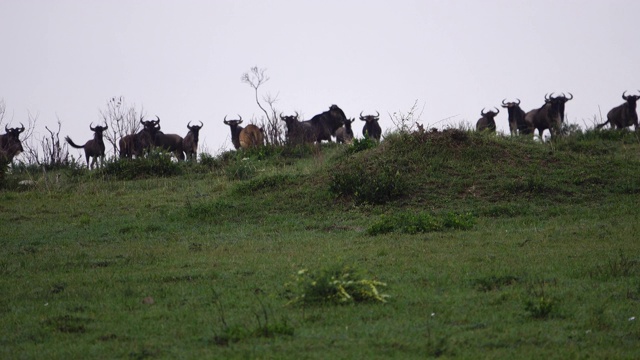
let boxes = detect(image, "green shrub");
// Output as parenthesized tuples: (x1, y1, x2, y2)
(286, 264, 389, 306)
(366, 211, 475, 235)
(330, 159, 406, 205)
(100, 150, 181, 180)
(347, 136, 378, 154)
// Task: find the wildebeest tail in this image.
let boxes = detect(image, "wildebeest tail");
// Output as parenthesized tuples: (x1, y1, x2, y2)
(65, 136, 84, 149)
(595, 120, 609, 129)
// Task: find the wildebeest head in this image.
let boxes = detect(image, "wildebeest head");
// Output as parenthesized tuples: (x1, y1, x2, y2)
(360, 111, 382, 140)
(279, 112, 299, 129)
(546, 92, 573, 121)
(223, 115, 244, 149)
(476, 107, 500, 132)
(0, 123, 25, 162)
(622, 90, 640, 104)
(335, 118, 355, 144)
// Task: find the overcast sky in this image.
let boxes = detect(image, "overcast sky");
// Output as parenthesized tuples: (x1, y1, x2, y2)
(1, 0, 638, 157)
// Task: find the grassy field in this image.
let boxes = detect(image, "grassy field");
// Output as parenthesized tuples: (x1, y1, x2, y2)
(1, 129, 640, 359)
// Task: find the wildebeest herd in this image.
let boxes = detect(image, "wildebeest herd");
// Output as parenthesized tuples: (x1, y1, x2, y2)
(1, 91, 639, 168)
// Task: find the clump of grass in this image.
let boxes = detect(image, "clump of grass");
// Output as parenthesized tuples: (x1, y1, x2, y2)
(286, 264, 389, 306)
(346, 136, 378, 154)
(524, 280, 557, 319)
(366, 211, 475, 235)
(100, 150, 181, 179)
(589, 252, 638, 279)
(329, 157, 407, 205)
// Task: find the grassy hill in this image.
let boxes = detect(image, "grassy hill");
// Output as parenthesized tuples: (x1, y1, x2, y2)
(1, 129, 640, 358)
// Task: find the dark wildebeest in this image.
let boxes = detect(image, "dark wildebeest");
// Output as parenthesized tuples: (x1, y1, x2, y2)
(524, 93, 573, 139)
(335, 118, 355, 144)
(280, 112, 316, 145)
(501, 99, 529, 136)
(154, 129, 185, 161)
(0, 124, 25, 163)
(223, 115, 264, 149)
(476, 107, 500, 133)
(0, 124, 25, 162)
(119, 117, 161, 158)
(65, 124, 108, 169)
(183, 121, 203, 161)
(596, 91, 640, 131)
(360, 111, 382, 141)
(307, 104, 348, 143)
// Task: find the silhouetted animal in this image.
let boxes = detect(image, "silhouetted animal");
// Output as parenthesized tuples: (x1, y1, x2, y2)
(476, 107, 500, 132)
(65, 123, 108, 169)
(360, 111, 382, 140)
(524, 93, 573, 139)
(280, 112, 316, 145)
(0, 124, 25, 163)
(501, 99, 529, 135)
(335, 118, 355, 144)
(224, 115, 264, 149)
(597, 91, 640, 130)
(183, 121, 203, 160)
(307, 104, 348, 143)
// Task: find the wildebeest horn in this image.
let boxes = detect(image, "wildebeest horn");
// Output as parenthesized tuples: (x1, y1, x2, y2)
(565, 92, 573, 100)
(187, 121, 192, 127)
(90, 123, 96, 131)
(199, 120, 203, 127)
(237, 114, 243, 124)
(480, 108, 487, 116)
(223, 115, 229, 124)
(295, 111, 299, 120)
(18, 123, 25, 133)
(375, 111, 380, 118)
(501, 99, 508, 105)
(359, 111, 365, 120)
(515, 98, 521, 105)
(5, 125, 9, 133)
(493, 107, 500, 114)
(279, 112, 284, 120)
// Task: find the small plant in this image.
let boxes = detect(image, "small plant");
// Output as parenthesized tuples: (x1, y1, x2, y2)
(347, 136, 378, 154)
(286, 264, 389, 306)
(524, 280, 557, 319)
(330, 159, 406, 205)
(589, 251, 638, 279)
(225, 158, 258, 181)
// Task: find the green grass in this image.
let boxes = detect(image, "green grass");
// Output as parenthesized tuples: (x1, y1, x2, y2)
(1, 129, 640, 358)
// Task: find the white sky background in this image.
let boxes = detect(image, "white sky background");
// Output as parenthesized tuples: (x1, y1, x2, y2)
(1, 0, 638, 157)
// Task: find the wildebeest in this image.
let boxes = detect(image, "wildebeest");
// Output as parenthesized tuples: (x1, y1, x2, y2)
(65, 123, 108, 169)
(119, 117, 161, 158)
(280, 112, 316, 145)
(154, 129, 185, 161)
(501, 99, 529, 135)
(476, 108, 500, 133)
(183, 121, 203, 160)
(0, 124, 25, 163)
(335, 118, 355, 144)
(224, 115, 264, 149)
(596, 91, 640, 131)
(307, 104, 348, 143)
(360, 111, 382, 141)
(524, 93, 572, 139)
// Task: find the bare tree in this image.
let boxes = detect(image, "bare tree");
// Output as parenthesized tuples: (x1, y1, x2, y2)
(241, 66, 285, 146)
(390, 100, 425, 134)
(0, 99, 5, 126)
(100, 96, 145, 156)
(15, 111, 41, 165)
(22, 117, 70, 169)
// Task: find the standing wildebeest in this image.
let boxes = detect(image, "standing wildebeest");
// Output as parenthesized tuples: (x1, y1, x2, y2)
(596, 91, 640, 131)
(307, 104, 348, 143)
(154, 129, 185, 161)
(65, 124, 108, 169)
(119, 117, 161, 158)
(501, 99, 529, 135)
(0, 124, 25, 163)
(183, 121, 203, 160)
(524, 93, 572, 139)
(476, 107, 500, 133)
(360, 111, 382, 141)
(223, 115, 264, 150)
(280, 112, 316, 145)
(335, 118, 355, 144)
